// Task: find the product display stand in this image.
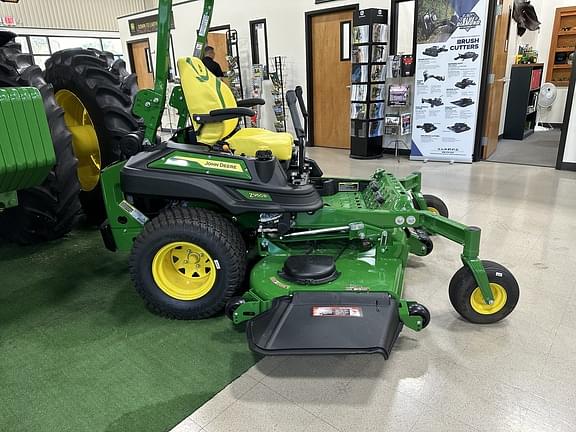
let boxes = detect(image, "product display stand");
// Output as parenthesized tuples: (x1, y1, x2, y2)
(503, 63, 544, 140)
(383, 54, 415, 157)
(250, 64, 264, 128)
(226, 29, 244, 100)
(270, 56, 287, 133)
(350, 8, 389, 159)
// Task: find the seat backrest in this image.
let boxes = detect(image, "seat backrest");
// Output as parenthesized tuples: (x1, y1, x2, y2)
(177, 57, 238, 145)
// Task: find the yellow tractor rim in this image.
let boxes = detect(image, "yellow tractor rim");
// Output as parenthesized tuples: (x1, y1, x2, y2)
(428, 207, 440, 215)
(152, 242, 217, 301)
(470, 283, 508, 315)
(55, 90, 101, 192)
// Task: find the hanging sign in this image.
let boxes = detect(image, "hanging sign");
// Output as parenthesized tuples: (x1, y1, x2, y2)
(129, 13, 174, 36)
(411, 0, 488, 163)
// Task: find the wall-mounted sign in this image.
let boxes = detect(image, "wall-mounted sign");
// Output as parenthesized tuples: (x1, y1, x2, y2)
(129, 13, 174, 36)
(0, 16, 17, 27)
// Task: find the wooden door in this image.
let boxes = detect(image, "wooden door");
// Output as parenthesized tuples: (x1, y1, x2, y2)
(482, 0, 513, 159)
(207, 32, 229, 72)
(311, 9, 354, 148)
(129, 40, 154, 89)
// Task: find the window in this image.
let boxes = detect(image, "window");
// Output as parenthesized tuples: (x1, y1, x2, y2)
(49, 37, 101, 52)
(102, 39, 123, 55)
(29, 36, 50, 54)
(340, 21, 352, 61)
(15, 36, 29, 53)
(391, 0, 416, 55)
(250, 19, 269, 79)
(33, 56, 51, 70)
(15, 35, 123, 69)
(397, 1, 415, 53)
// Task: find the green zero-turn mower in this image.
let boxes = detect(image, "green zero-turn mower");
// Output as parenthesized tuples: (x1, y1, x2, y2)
(97, 0, 519, 357)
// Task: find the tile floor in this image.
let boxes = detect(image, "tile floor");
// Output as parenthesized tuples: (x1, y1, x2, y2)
(171, 148, 576, 432)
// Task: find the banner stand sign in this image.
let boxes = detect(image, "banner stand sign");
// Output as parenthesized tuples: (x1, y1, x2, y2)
(411, 0, 489, 163)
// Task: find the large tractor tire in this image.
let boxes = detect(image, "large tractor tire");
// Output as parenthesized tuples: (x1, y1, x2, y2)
(44, 48, 139, 224)
(0, 34, 81, 244)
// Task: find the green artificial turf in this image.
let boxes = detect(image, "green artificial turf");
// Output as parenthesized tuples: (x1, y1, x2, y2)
(0, 229, 259, 432)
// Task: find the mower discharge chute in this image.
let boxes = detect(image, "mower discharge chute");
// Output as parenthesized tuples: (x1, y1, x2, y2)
(96, 0, 519, 357)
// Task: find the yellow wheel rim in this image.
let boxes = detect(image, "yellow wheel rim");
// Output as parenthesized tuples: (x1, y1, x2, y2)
(470, 283, 508, 315)
(428, 207, 440, 215)
(55, 90, 101, 192)
(152, 242, 217, 301)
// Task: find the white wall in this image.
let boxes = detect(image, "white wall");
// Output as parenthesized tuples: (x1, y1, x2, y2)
(118, 0, 391, 131)
(500, 0, 575, 134)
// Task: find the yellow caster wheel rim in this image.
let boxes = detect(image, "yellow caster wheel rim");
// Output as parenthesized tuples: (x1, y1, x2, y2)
(55, 89, 101, 192)
(152, 242, 217, 301)
(470, 283, 508, 315)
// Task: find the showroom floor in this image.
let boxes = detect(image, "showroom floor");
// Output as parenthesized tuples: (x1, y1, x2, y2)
(171, 147, 576, 432)
(489, 129, 561, 168)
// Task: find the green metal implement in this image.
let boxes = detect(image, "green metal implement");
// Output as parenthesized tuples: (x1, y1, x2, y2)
(0, 87, 55, 209)
(232, 169, 494, 329)
(102, 158, 495, 327)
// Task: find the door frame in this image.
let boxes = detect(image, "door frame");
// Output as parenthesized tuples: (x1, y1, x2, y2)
(473, 0, 498, 161)
(305, 4, 359, 147)
(556, 60, 576, 171)
(127, 38, 154, 81)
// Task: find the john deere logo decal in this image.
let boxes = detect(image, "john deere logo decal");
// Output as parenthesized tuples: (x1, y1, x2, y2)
(166, 156, 244, 173)
(458, 12, 481, 32)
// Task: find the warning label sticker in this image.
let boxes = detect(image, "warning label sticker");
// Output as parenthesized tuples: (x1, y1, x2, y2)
(312, 306, 363, 318)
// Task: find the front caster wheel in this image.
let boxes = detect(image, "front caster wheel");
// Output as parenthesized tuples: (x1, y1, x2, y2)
(449, 260, 519, 324)
(409, 303, 431, 329)
(415, 194, 449, 217)
(225, 296, 246, 320)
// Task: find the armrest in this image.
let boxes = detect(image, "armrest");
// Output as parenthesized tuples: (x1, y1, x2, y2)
(193, 107, 255, 124)
(237, 98, 266, 107)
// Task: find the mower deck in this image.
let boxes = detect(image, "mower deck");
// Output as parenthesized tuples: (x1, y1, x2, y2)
(247, 292, 403, 357)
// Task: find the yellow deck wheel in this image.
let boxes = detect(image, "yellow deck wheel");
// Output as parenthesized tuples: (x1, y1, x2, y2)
(55, 90, 101, 192)
(470, 283, 508, 315)
(152, 242, 217, 301)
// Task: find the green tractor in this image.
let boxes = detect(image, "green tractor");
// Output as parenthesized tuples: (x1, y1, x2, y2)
(96, 0, 519, 356)
(0, 0, 138, 243)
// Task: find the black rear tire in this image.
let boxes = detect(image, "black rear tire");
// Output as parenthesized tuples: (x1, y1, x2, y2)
(0, 38, 80, 244)
(44, 48, 139, 225)
(130, 208, 247, 320)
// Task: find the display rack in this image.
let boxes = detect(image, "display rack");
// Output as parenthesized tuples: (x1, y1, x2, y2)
(503, 63, 544, 140)
(546, 6, 576, 86)
(383, 54, 414, 157)
(250, 64, 265, 128)
(270, 56, 287, 133)
(350, 8, 389, 159)
(226, 29, 244, 99)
